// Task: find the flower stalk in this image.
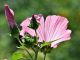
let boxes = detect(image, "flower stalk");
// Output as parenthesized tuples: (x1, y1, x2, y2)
(44, 53, 46, 60)
(34, 50, 38, 60)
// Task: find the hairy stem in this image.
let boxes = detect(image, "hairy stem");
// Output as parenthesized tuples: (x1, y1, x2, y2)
(34, 31, 39, 60)
(34, 50, 38, 60)
(25, 48, 33, 60)
(44, 53, 46, 60)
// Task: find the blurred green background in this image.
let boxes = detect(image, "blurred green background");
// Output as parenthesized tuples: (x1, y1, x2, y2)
(0, 0, 80, 60)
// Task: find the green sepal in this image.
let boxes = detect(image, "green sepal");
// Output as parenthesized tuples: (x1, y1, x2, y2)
(10, 26, 19, 39)
(23, 35, 36, 48)
(28, 15, 39, 30)
(40, 42, 51, 48)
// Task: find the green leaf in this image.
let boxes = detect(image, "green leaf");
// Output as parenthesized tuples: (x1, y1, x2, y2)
(11, 49, 30, 60)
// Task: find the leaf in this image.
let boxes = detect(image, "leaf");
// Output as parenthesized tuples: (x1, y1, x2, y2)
(11, 49, 30, 60)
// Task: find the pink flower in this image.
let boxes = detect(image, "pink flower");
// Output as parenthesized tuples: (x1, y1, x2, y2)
(20, 18, 36, 37)
(5, 4, 17, 28)
(36, 15, 71, 48)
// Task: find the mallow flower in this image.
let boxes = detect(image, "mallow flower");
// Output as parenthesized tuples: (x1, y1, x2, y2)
(20, 14, 71, 48)
(36, 15, 71, 48)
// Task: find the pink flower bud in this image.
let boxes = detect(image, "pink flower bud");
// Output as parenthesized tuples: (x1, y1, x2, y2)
(5, 4, 17, 29)
(5, 4, 19, 38)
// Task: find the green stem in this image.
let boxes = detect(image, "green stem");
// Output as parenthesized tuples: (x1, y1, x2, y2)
(25, 48, 33, 60)
(44, 53, 46, 60)
(34, 50, 38, 60)
(34, 31, 39, 60)
(17, 38, 33, 60)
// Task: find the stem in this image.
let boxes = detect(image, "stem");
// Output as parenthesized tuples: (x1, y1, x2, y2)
(34, 50, 38, 60)
(44, 53, 46, 60)
(17, 38, 33, 60)
(25, 48, 33, 60)
(34, 31, 39, 60)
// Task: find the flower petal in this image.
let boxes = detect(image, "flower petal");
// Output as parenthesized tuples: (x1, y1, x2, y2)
(45, 15, 59, 41)
(51, 30, 71, 48)
(36, 15, 45, 42)
(25, 27, 36, 37)
(20, 18, 31, 27)
(20, 30, 25, 36)
(20, 17, 36, 37)
(33, 14, 43, 23)
(50, 16, 69, 41)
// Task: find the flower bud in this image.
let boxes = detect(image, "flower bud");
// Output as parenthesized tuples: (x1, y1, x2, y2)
(5, 4, 19, 38)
